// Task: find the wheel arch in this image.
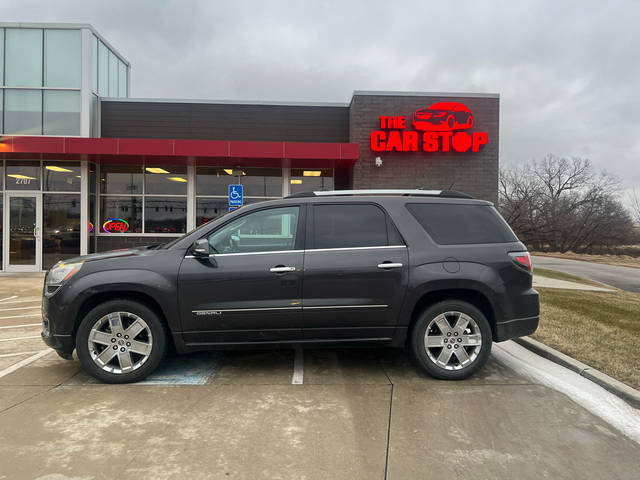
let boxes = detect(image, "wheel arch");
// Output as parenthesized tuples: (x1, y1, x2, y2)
(406, 288, 498, 344)
(73, 291, 174, 351)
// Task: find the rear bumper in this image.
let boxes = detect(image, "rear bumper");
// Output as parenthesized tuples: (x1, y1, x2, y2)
(494, 315, 539, 342)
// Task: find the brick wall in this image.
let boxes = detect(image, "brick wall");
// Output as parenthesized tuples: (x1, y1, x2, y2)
(349, 93, 499, 203)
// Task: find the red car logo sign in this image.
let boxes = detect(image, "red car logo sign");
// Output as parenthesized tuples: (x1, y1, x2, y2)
(412, 102, 474, 131)
(370, 102, 487, 153)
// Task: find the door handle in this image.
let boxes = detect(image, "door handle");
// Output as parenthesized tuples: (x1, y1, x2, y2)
(270, 266, 296, 273)
(377, 262, 403, 269)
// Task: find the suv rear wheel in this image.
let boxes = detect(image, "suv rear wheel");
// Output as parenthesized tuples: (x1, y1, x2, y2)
(410, 300, 492, 380)
(76, 299, 168, 383)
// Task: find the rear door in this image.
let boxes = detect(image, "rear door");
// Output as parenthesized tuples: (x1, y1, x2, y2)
(178, 205, 305, 345)
(302, 202, 408, 341)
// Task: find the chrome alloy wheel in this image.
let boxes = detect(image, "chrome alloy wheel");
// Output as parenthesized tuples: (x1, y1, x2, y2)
(424, 311, 482, 370)
(88, 312, 153, 374)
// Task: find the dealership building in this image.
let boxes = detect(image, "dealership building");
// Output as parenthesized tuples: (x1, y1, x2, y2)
(0, 22, 499, 272)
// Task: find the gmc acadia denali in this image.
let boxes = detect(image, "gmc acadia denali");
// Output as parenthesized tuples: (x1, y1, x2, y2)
(41, 189, 539, 383)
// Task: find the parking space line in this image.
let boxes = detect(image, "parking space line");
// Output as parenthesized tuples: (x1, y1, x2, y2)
(0, 351, 42, 358)
(0, 306, 43, 312)
(0, 350, 51, 378)
(291, 347, 304, 385)
(0, 335, 41, 342)
(0, 296, 18, 303)
(0, 323, 41, 330)
(0, 299, 42, 304)
(0, 314, 41, 320)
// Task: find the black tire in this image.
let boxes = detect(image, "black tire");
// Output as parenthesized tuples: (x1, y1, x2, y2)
(447, 116, 455, 129)
(76, 299, 168, 384)
(410, 300, 492, 380)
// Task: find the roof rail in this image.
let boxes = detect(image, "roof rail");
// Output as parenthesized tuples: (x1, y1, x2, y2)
(286, 189, 473, 199)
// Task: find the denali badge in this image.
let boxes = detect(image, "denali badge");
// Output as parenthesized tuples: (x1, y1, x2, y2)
(193, 310, 222, 316)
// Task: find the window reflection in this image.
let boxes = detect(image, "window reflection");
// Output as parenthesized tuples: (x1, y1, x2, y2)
(196, 167, 282, 197)
(144, 197, 187, 234)
(145, 166, 187, 195)
(43, 162, 81, 192)
(100, 196, 142, 233)
(6, 161, 41, 191)
(290, 169, 333, 194)
(43, 194, 80, 269)
(195, 197, 267, 226)
(100, 165, 143, 194)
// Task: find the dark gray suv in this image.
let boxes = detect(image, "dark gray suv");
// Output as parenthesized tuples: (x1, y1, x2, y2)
(42, 190, 539, 383)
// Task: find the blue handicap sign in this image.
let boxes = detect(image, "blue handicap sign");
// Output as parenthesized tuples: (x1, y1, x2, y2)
(228, 184, 243, 206)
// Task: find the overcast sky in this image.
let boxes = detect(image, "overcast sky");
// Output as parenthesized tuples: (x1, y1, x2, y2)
(4, 0, 640, 193)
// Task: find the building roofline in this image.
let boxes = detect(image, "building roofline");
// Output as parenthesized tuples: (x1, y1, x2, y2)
(0, 22, 129, 66)
(100, 97, 350, 107)
(352, 90, 500, 99)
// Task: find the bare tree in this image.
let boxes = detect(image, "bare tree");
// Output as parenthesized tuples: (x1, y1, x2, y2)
(499, 155, 636, 253)
(631, 188, 640, 226)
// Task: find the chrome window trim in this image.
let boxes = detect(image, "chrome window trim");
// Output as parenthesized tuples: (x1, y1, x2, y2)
(183, 245, 406, 259)
(306, 245, 406, 253)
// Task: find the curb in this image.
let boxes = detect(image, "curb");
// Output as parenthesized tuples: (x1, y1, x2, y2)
(513, 336, 640, 410)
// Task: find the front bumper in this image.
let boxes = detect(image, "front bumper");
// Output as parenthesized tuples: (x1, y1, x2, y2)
(41, 292, 75, 356)
(494, 315, 539, 342)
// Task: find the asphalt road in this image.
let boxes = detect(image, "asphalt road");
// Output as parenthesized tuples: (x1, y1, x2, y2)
(533, 255, 640, 292)
(0, 274, 639, 479)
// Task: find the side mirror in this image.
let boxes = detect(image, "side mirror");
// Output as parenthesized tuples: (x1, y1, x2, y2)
(192, 238, 210, 258)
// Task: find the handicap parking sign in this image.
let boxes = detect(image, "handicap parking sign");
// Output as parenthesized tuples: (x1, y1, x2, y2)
(228, 184, 243, 207)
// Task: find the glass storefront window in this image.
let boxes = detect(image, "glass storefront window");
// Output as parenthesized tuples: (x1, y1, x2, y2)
(43, 91, 81, 136)
(196, 167, 282, 197)
(0, 90, 3, 134)
(43, 161, 81, 192)
(43, 194, 80, 269)
(290, 169, 334, 194)
(5, 28, 43, 87)
(108, 51, 118, 97)
(118, 61, 127, 97)
(44, 29, 81, 88)
(4, 90, 42, 135)
(144, 197, 187, 234)
(196, 197, 265, 227)
(100, 165, 143, 194)
(6, 161, 41, 191)
(145, 166, 188, 195)
(98, 41, 109, 96)
(100, 196, 142, 233)
(0, 28, 4, 86)
(92, 35, 98, 93)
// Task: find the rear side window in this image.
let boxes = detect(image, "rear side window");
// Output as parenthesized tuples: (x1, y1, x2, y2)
(313, 204, 389, 248)
(406, 203, 517, 245)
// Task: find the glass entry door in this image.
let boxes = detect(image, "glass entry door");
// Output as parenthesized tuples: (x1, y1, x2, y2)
(5, 193, 42, 271)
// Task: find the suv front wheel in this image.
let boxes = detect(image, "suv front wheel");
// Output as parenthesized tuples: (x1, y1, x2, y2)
(410, 300, 492, 380)
(76, 299, 168, 383)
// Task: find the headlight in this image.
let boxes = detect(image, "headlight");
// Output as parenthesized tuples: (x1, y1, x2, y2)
(46, 261, 84, 286)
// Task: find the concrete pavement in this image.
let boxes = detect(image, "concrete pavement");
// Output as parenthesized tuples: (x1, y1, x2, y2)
(0, 274, 639, 479)
(533, 255, 640, 292)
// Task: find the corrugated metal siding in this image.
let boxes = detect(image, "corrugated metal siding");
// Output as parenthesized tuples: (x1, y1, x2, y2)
(100, 101, 350, 142)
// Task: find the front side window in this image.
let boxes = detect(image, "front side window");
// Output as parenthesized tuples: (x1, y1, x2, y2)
(313, 204, 388, 249)
(208, 206, 299, 254)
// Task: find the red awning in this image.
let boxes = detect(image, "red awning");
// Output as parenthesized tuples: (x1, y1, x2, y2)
(0, 136, 359, 168)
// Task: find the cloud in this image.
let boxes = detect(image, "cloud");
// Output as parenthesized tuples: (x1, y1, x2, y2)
(3, 0, 639, 189)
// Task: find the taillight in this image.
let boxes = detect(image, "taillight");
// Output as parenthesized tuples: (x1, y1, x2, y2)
(509, 251, 532, 272)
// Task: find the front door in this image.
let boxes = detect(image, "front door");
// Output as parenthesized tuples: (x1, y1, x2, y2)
(302, 203, 409, 340)
(5, 193, 42, 272)
(178, 205, 305, 345)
